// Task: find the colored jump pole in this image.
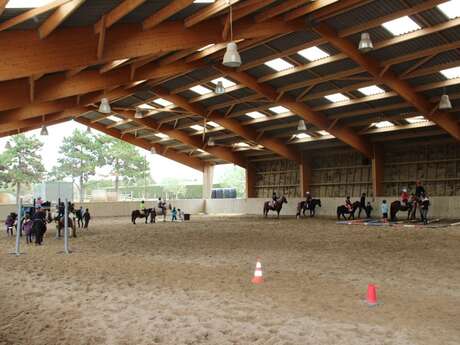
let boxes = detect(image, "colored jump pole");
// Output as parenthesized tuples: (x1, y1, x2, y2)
(64, 198, 70, 254)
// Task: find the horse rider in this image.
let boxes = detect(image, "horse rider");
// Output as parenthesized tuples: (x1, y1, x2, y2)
(400, 188, 409, 206)
(345, 196, 352, 212)
(305, 191, 312, 208)
(415, 180, 426, 199)
(270, 192, 278, 208)
(140, 200, 146, 216)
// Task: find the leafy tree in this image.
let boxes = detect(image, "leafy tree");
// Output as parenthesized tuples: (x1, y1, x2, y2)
(99, 136, 149, 200)
(0, 134, 45, 202)
(161, 176, 186, 199)
(218, 165, 245, 197)
(52, 129, 104, 202)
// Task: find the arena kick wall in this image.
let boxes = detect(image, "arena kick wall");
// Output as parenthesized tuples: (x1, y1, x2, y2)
(1, 197, 460, 220)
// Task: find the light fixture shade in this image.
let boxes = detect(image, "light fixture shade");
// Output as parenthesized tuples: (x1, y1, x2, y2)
(215, 81, 225, 95)
(358, 32, 374, 52)
(297, 119, 307, 131)
(86, 126, 91, 134)
(134, 108, 143, 118)
(5, 141, 11, 149)
(207, 137, 215, 146)
(223, 42, 242, 68)
(98, 97, 111, 114)
(439, 94, 452, 110)
(40, 125, 48, 136)
(150, 146, 157, 154)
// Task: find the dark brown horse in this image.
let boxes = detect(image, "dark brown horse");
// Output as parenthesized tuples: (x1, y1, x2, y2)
(337, 201, 361, 220)
(390, 200, 415, 221)
(56, 216, 76, 238)
(296, 199, 322, 218)
(263, 196, 288, 218)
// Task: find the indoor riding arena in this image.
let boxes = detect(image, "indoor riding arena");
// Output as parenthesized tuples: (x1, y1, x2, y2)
(1, 1, 460, 345)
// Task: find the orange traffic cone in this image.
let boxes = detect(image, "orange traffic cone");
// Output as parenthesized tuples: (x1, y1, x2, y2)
(367, 284, 378, 306)
(251, 258, 264, 284)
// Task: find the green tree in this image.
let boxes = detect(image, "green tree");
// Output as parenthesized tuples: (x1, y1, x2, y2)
(52, 129, 104, 202)
(99, 136, 149, 200)
(161, 176, 186, 199)
(0, 134, 45, 202)
(218, 165, 245, 197)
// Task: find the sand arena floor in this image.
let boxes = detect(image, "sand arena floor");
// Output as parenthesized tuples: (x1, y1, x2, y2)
(0, 215, 459, 345)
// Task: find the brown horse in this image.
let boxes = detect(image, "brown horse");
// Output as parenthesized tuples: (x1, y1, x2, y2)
(263, 196, 288, 218)
(56, 216, 76, 238)
(337, 201, 361, 220)
(390, 200, 415, 221)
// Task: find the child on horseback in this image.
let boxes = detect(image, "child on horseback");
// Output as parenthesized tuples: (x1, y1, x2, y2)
(270, 192, 278, 208)
(140, 200, 146, 217)
(305, 191, 312, 208)
(400, 188, 409, 206)
(345, 196, 352, 212)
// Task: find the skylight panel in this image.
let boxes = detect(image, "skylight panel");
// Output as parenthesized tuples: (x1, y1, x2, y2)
(372, 121, 394, 128)
(437, 0, 460, 19)
(382, 16, 421, 36)
(190, 85, 212, 95)
(156, 133, 170, 140)
(317, 130, 331, 136)
(294, 133, 311, 139)
(358, 85, 385, 96)
(190, 124, 205, 131)
(6, 0, 54, 8)
(107, 115, 123, 123)
(264, 58, 294, 71)
(207, 121, 221, 128)
(153, 98, 173, 107)
(138, 103, 155, 110)
(269, 106, 290, 114)
(325, 93, 350, 103)
(197, 43, 215, 51)
(246, 111, 266, 119)
(440, 66, 460, 79)
(211, 77, 236, 88)
(297, 46, 330, 61)
(405, 116, 427, 124)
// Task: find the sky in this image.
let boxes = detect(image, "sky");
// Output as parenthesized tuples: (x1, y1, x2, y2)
(0, 121, 233, 184)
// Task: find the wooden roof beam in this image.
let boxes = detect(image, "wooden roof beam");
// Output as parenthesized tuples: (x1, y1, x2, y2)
(184, 0, 238, 28)
(94, 0, 147, 34)
(314, 22, 460, 141)
(215, 66, 372, 158)
(38, 0, 86, 39)
(0, 0, 72, 31)
(152, 87, 301, 162)
(0, 0, 7, 16)
(142, 0, 194, 30)
(76, 118, 205, 172)
(255, 0, 315, 22)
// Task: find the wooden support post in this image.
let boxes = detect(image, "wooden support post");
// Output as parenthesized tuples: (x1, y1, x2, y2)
(299, 154, 312, 197)
(246, 163, 257, 198)
(203, 164, 214, 199)
(372, 144, 384, 197)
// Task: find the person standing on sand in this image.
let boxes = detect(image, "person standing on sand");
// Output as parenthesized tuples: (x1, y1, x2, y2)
(171, 207, 177, 222)
(83, 208, 91, 229)
(381, 200, 388, 223)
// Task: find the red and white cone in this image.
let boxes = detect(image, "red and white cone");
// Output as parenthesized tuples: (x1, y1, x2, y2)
(251, 258, 264, 284)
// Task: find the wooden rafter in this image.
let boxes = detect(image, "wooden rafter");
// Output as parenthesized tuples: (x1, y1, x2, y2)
(94, 0, 147, 33)
(184, 0, 239, 28)
(142, 0, 194, 30)
(255, 0, 314, 22)
(0, 0, 7, 16)
(38, 0, 86, 39)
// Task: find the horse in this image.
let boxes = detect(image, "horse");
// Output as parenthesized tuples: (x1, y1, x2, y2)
(263, 196, 288, 218)
(296, 199, 322, 218)
(390, 200, 415, 222)
(131, 208, 156, 224)
(56, 216, 76, 238)
(337, 201, 361, 220)
(32, 219, 47, 245)
(156, 202, 171, 222)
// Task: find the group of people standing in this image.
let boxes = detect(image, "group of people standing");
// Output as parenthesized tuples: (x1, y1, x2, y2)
(139, 198, 185, 222)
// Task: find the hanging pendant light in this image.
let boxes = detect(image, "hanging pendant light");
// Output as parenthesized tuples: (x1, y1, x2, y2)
(222, 1, 241, 68)
(134, 108, 143, 119)
(297, 119, 307, 131)
(5, 141, 11, 149)
(207, 137, 215, 146)
(150, 146, 157, 154)
(439, 94, 452, 110)
(358, 32, 374, 52)
(40, 125, 48, 136)
(215, 81, 225, 94)
(86, 126, 92, 134)
(98, 97, 111, 114)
